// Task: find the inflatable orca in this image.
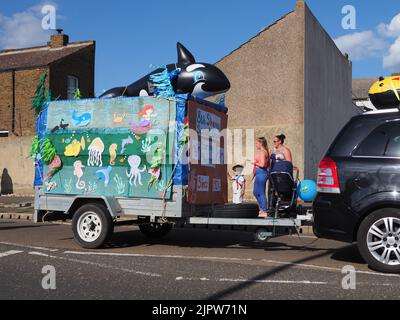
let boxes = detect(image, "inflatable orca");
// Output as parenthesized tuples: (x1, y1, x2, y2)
(369, 76, 400, 109)
(100, 42, 230, 100)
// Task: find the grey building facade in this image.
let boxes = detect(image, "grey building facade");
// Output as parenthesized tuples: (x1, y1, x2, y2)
(216, 1, 357, 195)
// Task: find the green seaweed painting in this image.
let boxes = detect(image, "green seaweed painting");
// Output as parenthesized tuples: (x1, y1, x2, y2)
(32, 72, 50, 116)
(113, 174, 126, 195)
(64, 178, 73, 193)
(29, 135, 40, 160)
(40, 137, 57, 165)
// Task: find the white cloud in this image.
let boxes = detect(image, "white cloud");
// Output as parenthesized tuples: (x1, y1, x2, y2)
(379, 13, 400, 71)
(0, 2, 58, 50)
(378, 13, 400, 38)
(384, 37, 400, 71)
(334, 12, 400, 72)
(334, 31, 386, 60)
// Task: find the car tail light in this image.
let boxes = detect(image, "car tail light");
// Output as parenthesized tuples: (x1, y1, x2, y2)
(317, 157, 340, 194)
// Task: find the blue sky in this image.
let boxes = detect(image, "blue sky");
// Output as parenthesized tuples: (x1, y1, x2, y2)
(1, 0, 400, 96)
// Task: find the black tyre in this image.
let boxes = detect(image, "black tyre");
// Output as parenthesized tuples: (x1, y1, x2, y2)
(254, 228, 272, 242)
(139, 222, 173, 239)
(213, 203, 259, 218)
(357, 208, 400, 273)
(72, 203, 114, 249)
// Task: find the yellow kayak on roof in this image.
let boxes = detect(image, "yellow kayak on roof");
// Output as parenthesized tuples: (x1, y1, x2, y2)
(369, 76, 400, 109)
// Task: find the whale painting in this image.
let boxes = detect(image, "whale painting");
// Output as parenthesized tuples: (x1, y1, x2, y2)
(72, 110, 92, 127)
(96, 166, 113, 188)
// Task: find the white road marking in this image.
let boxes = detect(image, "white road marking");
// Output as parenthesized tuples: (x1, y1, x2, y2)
(0, 241, 58, 252)
(175, 276, 327, 285)
(176, 277, 210, 281)
(176, 276, 398, 287)
(63, 251, 253, 262)
(219, 278, 328, 285)
(64, 250, 400, 279)
(2, 240, 398, 279)
(28, 252, 51, 257)
(28, 252, 161, 278)
(0, 250, 23, 258)
(261, 259, 400, 278)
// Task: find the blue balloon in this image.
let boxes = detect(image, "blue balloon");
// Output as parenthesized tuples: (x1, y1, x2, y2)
(297, 180, 317, 202)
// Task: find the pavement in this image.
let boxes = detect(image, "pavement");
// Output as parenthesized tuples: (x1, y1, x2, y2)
(0, 196, 34, 217)
(1, 220, 400, 300)
(0, 196, 33, 205)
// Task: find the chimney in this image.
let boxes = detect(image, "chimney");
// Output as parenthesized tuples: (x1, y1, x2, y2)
(49, 29, 69, 48)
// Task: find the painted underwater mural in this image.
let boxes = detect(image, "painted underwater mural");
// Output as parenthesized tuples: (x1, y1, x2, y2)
(41, 97, 175, 199)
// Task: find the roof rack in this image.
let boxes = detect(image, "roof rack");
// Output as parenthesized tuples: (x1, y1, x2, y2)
(363, 108, 399, 115)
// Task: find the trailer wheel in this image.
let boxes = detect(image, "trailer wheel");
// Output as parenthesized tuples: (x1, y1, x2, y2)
(254, 228, 272, 242)
(72, 203, 113, 249)
(139, 222, 173, 239)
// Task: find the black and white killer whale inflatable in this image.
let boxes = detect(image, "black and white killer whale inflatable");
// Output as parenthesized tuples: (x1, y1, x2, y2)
(100, 42, 231, 100)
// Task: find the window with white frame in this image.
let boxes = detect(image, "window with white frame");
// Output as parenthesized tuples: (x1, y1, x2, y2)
(67, 75, 79, 99)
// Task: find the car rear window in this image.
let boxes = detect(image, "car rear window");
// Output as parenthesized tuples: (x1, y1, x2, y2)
(353, 121, 400, 157)
(328, 117, 380, 157)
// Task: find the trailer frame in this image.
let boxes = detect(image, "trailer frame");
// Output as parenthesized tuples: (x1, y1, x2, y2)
(34, 185, 313, 247)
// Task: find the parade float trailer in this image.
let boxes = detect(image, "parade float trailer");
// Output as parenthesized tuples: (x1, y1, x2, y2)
(33, 42, 313, 249)
(33, 94, 312, 248)
(32, 43, 400, 250)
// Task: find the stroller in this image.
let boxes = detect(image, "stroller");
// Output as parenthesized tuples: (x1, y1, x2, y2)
(268, 157, 300, 219)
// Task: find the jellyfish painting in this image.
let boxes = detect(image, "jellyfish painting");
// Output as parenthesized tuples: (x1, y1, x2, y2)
(87, 137, 105, 167)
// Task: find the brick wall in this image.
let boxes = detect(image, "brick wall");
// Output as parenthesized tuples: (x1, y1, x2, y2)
(0, 71, 13, 131)
(16, 68, 49, 136)
(0, 68, 49, 136)
(0, 44, 95, 136)
(50, 45, 95, 100)
(0, 40, 95, 194)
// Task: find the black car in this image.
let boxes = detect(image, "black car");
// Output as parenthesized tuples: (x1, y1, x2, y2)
(313, 108, 400, 273)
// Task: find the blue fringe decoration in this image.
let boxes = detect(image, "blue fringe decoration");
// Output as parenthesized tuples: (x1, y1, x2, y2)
(169, 68, 181, 82)
(150, 67, 178, 97)
(214, 94, 226, 106)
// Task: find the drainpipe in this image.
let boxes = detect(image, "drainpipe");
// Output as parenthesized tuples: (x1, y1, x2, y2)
(11, 69, 17, 136)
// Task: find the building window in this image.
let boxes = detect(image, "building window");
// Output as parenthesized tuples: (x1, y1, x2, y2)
(67, 75, 79, 99)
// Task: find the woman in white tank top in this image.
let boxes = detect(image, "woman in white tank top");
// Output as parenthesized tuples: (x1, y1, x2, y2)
(272, 134, 292, 163)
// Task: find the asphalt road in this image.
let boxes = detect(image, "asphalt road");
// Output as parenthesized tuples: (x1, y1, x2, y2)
(0, 220, 400, 300)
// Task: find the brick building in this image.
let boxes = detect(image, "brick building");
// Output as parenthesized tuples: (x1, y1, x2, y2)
(0, 30, 95, 136)
(0, 31, 95, 194)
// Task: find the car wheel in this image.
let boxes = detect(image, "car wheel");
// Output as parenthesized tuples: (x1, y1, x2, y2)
(139, 222, 173, 239)
(357, 208, 400, 273)
(72, 203, 114, 249)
